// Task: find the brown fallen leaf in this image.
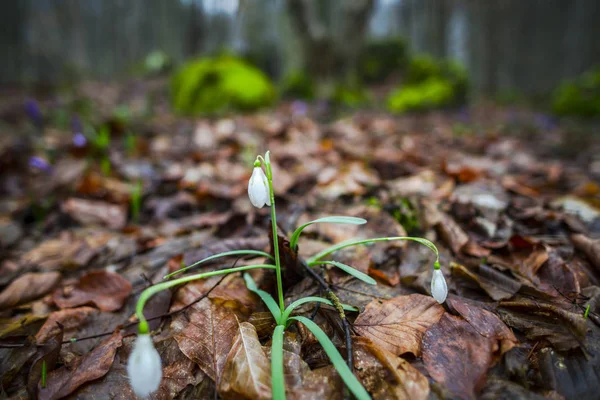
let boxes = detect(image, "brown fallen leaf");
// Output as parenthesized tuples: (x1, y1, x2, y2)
(52, 270, 132, 312)
(423, 313, 493, 400)
(62, 198, 127, 229)
(28, 327, 63, 398)
(451, 262, 520, 301)
(38, 331, 122, 400)
(218, 321, 272, 400)
(0, 271, 61, 310)
(20, 231, 102, 271)
(354, 294, 445, 356)
(571, 234, 600, 271)
(171, 286, 240, 385)
(447, 298, 518, 357)
(35, 307, 98, 344)
(353, 337, 430, 400)
(287, 365, 343, 400)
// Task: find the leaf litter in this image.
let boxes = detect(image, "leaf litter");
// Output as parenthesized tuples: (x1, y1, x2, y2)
(0, 84, 600, 399)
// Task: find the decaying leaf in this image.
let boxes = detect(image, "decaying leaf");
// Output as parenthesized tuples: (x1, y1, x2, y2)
(447, 298, 518, 357)
(354, 294, 445, 356)
(0, 271, 61, 310)
(35, 306, 98, 344)
(498, 300, 588, 351)
(218, 322, 272, 400)
(423, 313, 493, 400)
(52, 270, 132, 311)
(353, 337, 430, 400)
(451, 262, 520, 301)
(28, 327, 63, 398)
(38, 331, 122, 400)
(62, 198, 127, 229)
(571, 234, 600, 271)
(171, 295, 240, 385)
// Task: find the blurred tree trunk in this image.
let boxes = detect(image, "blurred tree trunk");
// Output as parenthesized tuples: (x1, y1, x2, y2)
(286, 0, 375, 94)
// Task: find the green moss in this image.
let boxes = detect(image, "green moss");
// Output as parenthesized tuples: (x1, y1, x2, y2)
(387, 56, 468, 113)
(281, 71, 315, 100)
(171, 55, 275, 115)
(552, 67, 600, 117)
(358, 38, 407, 83)
(387, 78, 454, 113)
(331, 83, 370, 108)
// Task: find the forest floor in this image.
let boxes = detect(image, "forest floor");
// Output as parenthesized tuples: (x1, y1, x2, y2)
(1, 79, 600, 400)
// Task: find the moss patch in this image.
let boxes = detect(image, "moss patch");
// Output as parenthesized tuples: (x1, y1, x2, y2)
(552, 67, 600, 117)
(358, 38, 407, 83)
(171, 56, 275, 115)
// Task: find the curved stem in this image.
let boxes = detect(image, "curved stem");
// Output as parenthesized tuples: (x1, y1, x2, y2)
(264, 152, 285, 313)
(271, 325, 286, 400)
(135, 264, 276, 334)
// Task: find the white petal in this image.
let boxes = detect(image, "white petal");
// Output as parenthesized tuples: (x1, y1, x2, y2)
(431, 269, 448, 304)
(127, 334, 162, 398)
(261, 171, 271, 206)
(248, 167, 269, 208)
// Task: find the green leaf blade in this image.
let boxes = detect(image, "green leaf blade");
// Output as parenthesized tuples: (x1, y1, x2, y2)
(164, 249, 275, 279)
(313, 261, 377, 285)
(243, 273, 282, 323)
(271, 325, 286, 400)
(290, 316, 371, 400)
(289, 216, 367, 250)
(281, 296, 358, 322)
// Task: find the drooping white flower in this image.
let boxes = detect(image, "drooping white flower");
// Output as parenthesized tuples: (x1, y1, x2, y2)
(127, 334, 162, 398)
(430, 268, 448, 304)
(248, 166, 271, 208)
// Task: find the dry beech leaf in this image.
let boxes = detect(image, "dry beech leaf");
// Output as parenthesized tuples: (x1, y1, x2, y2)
(353, 337, 429, 400)
(218, 321, 272, 400)
(53, 270, 132, 312)
(0, 272, 61, 310)
(447, 298, 518, 357)
(62, 198, 127, 229)
(36, 306, 98, 344)
(171, 295, 240, 385)
(38, 331, 122, 400)
(571, 234, 600, 270)
(354, 294, 445, 356)
(21, 232, 100, 271)
(423, 314, 493, 400)
(28, 328, 63, 398)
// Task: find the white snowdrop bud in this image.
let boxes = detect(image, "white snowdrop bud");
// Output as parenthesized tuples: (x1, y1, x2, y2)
(127, 334, 162, 398)
(248, 166, 270, 208)
(431, 268, 448, 304)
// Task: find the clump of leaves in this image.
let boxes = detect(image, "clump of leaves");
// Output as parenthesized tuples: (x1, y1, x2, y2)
(281, 70, 315, 100)
(131, 151, 444, 399)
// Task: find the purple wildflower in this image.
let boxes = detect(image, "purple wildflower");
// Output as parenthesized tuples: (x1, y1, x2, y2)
(73, 132, 87, 147)
(29, 156, 52, 172)
(24, 99, 43, 127)
(291, 100, 308, 117)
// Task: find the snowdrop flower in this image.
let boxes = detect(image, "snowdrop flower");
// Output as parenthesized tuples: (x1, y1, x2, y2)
(127, 334, 162, 398)
(248, 165, 271, 208)
(431, 268, 448, 304)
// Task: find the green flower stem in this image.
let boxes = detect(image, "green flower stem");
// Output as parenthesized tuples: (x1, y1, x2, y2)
(263, 151, 285, 313)
(281, 296, 358, 324)
(271, 325, 286, 400)
(135, 264, 276, 334)
(163, 250, 275, 279)
(307, 236, 440, 266)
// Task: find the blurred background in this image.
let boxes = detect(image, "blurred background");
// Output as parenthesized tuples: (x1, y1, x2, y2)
(1, 0, 600, 117)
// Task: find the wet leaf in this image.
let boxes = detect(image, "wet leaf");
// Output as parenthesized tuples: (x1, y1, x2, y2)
(52, 270, 132, 312)
(62, 198, 127, 229)
(354, 294, 445, 356)
(0, 272, 61, 310)
(498, 300, 588, 351)
(218, 321, 272, 400)
(423, 313, 493, 400)
(35, 306, 98, 344)
(353, 337, 430, 400)
(451, 262, 520, 301)
(28, 326, 63, 398)
(171, 289, 240, 384)
(38, 331, 122, 400)
(572, 234, 600, 270)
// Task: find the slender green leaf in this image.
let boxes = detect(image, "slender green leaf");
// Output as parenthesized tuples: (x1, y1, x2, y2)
(271, 325, 286, 400)
(243, 273, 282, 322)
(290, 316, 371, 400)
(310, 260, 376, 285)
(281, 296, 358, 323)
(136, 264, 276, 333)
(289, 216, 367, 250)
(307, 236, 439, 265)
(164, 250, 274, 279)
